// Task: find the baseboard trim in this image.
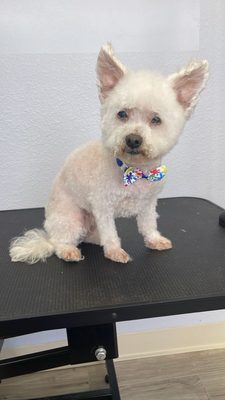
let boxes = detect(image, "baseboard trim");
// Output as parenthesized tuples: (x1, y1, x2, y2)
(117, 322, 225, 360)
(1, 322, 225, 363)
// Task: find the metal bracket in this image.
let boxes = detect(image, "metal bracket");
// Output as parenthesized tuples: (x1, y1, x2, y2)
(67, 323, 118, 365)
(0, 323, 118, 380)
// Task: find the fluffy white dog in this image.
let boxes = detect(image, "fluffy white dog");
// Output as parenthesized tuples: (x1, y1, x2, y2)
(10, 44, 208, 264)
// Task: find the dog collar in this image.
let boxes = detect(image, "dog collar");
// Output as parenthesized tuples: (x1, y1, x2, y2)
(116, 158, 167, 186)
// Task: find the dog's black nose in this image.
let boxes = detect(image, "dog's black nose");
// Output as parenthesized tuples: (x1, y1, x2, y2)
(125, 134, 143, 149)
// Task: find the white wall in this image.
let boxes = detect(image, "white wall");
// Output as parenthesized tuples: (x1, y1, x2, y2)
(1, 0, 225, 210)
(1, 0, 225, 348)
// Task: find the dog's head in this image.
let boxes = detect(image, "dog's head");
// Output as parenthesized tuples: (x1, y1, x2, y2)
(96, 44, 208, 165)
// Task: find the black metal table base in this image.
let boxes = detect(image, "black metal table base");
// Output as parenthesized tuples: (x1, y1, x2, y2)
(0, 325, 121, 400)
(32, 389, 114, 399)
(105, 359, 121, 400)
(33, 389, 112, 399)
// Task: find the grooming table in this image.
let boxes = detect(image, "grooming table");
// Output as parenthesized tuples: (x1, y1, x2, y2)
(1, 197, 225, 399)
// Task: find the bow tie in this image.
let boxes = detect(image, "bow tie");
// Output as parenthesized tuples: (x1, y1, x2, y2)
(116, 158, 167, 186)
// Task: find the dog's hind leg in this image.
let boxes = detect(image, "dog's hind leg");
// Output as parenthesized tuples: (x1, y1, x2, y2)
(44, 217, 84, 262)
(44, 206, 91, 262)
(54, 243, 84, 262)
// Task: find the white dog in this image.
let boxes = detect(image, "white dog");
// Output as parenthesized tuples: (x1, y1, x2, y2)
(10, 44, 208, 264)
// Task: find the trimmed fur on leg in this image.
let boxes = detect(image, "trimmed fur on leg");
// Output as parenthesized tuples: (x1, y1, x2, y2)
(9, 229, 54, 264)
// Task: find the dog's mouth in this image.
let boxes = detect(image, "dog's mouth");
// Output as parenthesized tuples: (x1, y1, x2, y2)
(116, 144, 153, 162)
(124, 145, 141, 155)
(125, 148, 140, 155)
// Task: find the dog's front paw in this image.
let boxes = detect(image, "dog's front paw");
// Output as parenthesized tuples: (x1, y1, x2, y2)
(104, 247, 132, 263)
(146, 236, 172, 251)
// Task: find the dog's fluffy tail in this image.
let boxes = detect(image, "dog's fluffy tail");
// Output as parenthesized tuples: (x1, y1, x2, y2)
(9, 229, 54, 264)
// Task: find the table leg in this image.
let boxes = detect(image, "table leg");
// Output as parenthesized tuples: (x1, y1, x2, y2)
(106, 359, 121, 400)
(0, 339, 3, 384)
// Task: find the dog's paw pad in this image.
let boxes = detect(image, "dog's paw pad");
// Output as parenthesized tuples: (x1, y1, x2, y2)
(56, 247, 84, 262)
(147, 236, 172, 251)
(104, 248, 132, 264)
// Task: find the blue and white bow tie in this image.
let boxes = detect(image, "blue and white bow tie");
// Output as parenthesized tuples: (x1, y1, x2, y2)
(116, 158, 167, 186)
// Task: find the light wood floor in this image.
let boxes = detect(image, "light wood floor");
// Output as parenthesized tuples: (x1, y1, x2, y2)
(1, 349, 225, 400)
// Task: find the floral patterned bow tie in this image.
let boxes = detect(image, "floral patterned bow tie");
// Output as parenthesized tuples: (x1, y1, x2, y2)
(116, 158, 167, 186)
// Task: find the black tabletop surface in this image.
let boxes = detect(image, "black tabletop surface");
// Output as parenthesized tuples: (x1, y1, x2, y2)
(1, 197, 225, 338)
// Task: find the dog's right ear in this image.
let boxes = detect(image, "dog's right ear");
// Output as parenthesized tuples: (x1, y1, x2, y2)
(96, 43, 127, 102)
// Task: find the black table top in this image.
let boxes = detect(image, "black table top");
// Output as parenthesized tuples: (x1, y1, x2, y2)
(1, 197, 225, 338)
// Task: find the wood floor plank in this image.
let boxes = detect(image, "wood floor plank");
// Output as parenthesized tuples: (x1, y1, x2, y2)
(191, 349, 225, 373)
(2, 349, 225, 400)
(0, 364, 107, 400)
(116, 357, 209, 400)
(118, 376, 209, 400)
(197, 371, 225, 400)
(116, 353, 197, 383)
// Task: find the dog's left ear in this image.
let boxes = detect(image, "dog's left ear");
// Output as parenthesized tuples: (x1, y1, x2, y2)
(96, 43, 127, 102)
(168, 60, 209, 117)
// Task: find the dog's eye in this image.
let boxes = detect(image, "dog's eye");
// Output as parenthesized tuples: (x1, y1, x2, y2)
(117, 110, 128, 120)
(151, 116, 162, 125)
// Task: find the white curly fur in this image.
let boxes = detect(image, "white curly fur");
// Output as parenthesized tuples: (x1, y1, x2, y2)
(10, 229, 54, 264)
(9, 44, 209, 264)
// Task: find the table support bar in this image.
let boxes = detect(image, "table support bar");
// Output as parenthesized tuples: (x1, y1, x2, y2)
(0, 346, 69, 379)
